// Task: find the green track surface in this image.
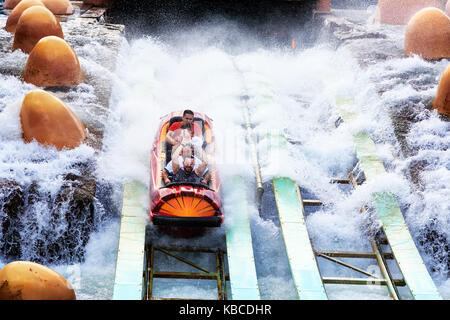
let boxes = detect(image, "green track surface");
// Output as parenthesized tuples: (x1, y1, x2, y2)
(336, 96, 442, 300)
(224, 176, 261, 300)
(273, 177, 328, 300)
(112, 181, 148, 300)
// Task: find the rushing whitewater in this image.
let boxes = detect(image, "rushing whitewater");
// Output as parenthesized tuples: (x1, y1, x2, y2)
(0, 9, 449, 299)
(99, 17, 448, 298)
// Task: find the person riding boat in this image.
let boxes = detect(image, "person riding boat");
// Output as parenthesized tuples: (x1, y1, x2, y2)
(165, 109, 202, 147)
(162, 144, 210, 185)
(170, 143, 209, 185)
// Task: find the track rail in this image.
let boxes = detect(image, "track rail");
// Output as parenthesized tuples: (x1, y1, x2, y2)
(224, 176, 261, 300)
(235, 65, 327, 299)
(335, 95, 442, 300)
(112, 181, 148, 300)
(237, 63, 442, 299)
(112, 49, 441, 300)
(273, 177, 328, 299)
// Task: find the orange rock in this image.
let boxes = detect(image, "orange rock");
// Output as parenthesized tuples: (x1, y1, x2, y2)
(13, 6, 64, 54)
(41, 0, 74, 15)
(5, 0, 45, 33)
(20, 89, 86, 150)
(24, 36, 84, 87)
(0, 261, 76, 300)
(404, 8, 450, 59)
(432, 64, 450, 116)
(83, 0, 115, 6)
(374, 0, 441, 25)
(316, 0, 331, 13)
(3, 0, 22, 10)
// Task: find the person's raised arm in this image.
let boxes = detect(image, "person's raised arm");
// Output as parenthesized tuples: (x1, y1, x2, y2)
(162, 169, 171, 185)
(195, 160, 208, 178)
(171, 144, 183, 174)
(165, 130, 178, 146)
(194, 146, 208, 177)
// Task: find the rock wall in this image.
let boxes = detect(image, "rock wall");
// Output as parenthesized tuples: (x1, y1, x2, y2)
(0, 10, 125, 264)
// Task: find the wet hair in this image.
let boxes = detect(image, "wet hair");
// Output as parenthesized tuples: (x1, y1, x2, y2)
(183, 109, 194, 117)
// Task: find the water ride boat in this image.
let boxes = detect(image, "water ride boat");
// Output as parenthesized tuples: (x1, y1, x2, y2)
(149, 110, 223, 227)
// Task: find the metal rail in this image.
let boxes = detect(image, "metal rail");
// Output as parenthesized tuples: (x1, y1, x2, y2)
(142, 175, 260, 300)
(144, 245, 229, 300)
(141, 157, 260, 300)
(334, 95, 442, 300)
(234, 66, 440, 299)
(311, 171, 406, 300)
(241, 95, 264, 208)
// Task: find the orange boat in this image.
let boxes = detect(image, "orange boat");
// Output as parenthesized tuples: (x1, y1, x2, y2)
(149, 111, 223, 227)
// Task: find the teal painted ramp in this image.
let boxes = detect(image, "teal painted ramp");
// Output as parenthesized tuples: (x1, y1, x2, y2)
(112, 181, 148, 300)
(234, 70, 327, 300)
(273, 177, 328, 300)
(336, 96, 442, 300)
(224, 176, 260, 300)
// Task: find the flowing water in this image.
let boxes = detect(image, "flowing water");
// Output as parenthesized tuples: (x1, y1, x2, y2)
(0, 6, 449, 299)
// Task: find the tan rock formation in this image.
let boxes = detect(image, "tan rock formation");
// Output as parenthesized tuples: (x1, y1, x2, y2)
(0, 261, 76, 300)
(20, 89, 86, 150)
(83, 0, 115, 6)
(23, 36, 84, 87)
(433, 64, 450, 116)
(316, 0, 331, 12)
(5, 0, 45, 33)
(13, 6, 64, 54)
(41, 0, 74, 15)
(404, 8, 450, 59)
(374, 0, 441, 25)
(3, 0, 22, 10)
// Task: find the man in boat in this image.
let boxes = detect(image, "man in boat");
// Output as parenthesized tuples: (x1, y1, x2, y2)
(165, 109, 202, 146)
(162, 144, 210, 185)
(169, 143, 209, 185)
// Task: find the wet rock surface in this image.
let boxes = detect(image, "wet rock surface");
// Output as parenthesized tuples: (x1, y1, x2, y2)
(317, 14, 404, 66)
(0, 165, 105, 264)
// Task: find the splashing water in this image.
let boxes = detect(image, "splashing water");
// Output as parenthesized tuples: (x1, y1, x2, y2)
(0, 11, 448, 299)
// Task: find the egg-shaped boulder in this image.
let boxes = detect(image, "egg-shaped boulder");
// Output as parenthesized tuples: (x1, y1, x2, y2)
(20, 89, 86, 150)
(5, 0, 45, 33)
(374, 0, 441, 25)
(82, 0, 114, 6)
(3, 0, 22, 10)
(432, 64, 450, 116)
(404, 8, 450, 59)
(0, 261, 76, 300)
(13, 6, 64, 54)
(23, 36, 84, 87)
(41, 0, 74, 15)
(316, 0, 330, 12)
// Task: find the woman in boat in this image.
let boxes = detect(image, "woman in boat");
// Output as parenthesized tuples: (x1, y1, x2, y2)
(165, 109, 202, 147)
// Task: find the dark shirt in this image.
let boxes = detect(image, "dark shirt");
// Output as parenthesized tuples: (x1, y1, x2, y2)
(172, 169, 202, 184)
